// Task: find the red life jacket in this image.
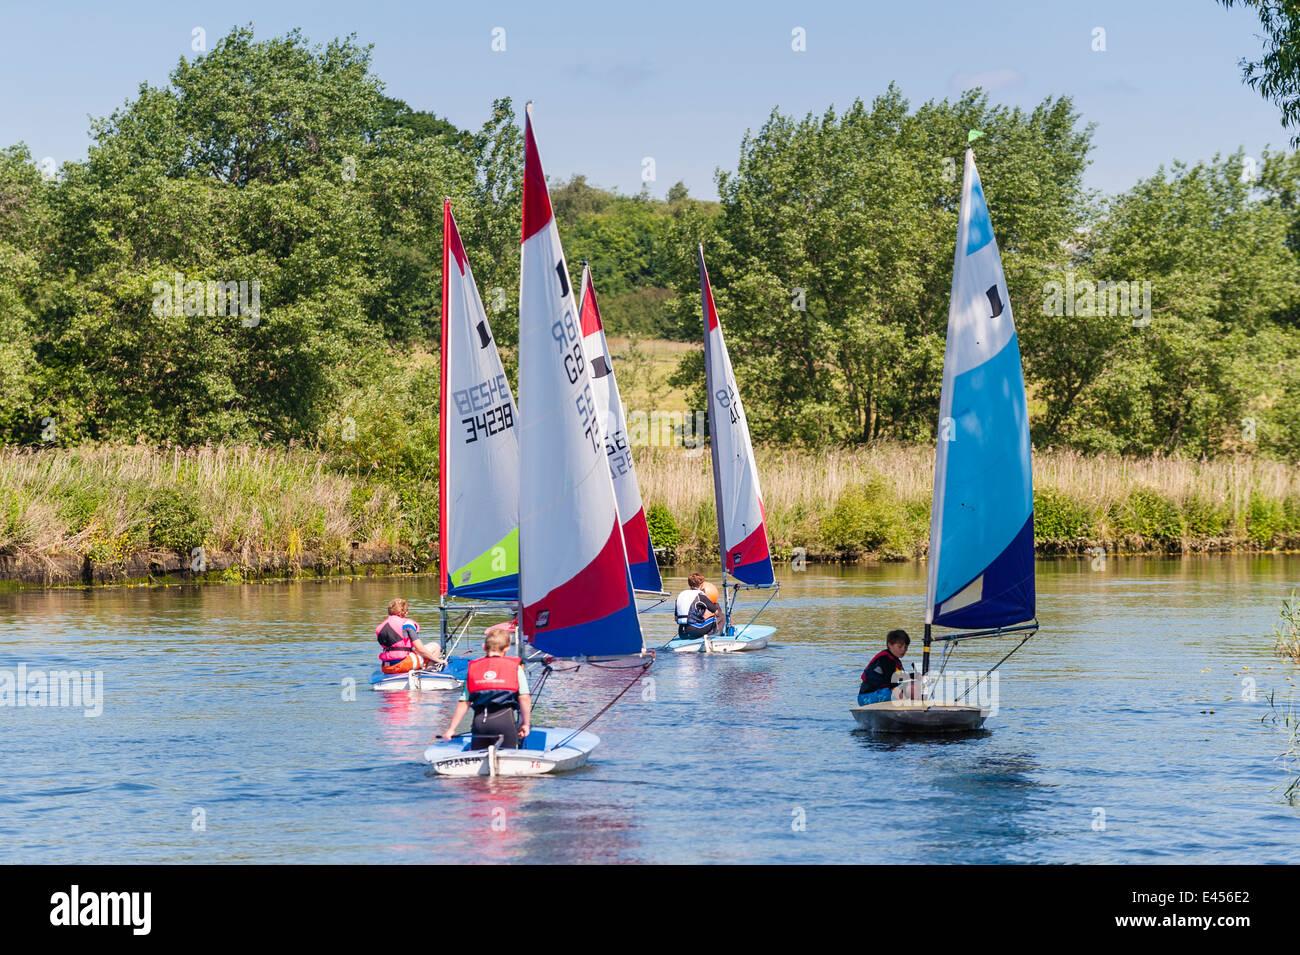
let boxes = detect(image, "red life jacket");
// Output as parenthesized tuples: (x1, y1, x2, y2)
(859, 648, 902, 693)
(466, 655, 522, 711)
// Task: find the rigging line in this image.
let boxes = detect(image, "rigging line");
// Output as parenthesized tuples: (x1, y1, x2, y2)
(527, 664, 555, 706)
(735, 584, 778, 634)
(442, 612, 476, 662)
(953, 631, 1035, 704)
(937, 639, 956, 677)
(550, 658, 654, 752)
(637, 594, 668, 614)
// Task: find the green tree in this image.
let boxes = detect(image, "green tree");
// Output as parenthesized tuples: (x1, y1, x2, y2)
(24, 27, 493, 443)
(1220, 1, 1300, 146)
(1061, 152, 1300, 455)
(665, 86, 1092, 446)
(0, 146, 44, 440)
(553, 176, 714, 339)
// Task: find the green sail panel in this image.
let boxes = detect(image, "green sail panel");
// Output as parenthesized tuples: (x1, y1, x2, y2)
(448, 526, 518, 596)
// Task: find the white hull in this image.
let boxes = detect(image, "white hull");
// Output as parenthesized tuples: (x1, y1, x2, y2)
(423, 727, 598, 777)
(850, 701, 989, 733)
(667, 624, 775, 653)
(369, 668, 462, 692)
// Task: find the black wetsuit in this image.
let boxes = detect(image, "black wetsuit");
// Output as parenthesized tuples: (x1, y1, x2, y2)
(677, 590, 720, 639)
(471, 707, 519, 751)
(859, 648, 904, 695)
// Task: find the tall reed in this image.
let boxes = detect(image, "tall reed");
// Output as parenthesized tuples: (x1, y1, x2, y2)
(633, 444, 1300, 558)
(0, 445, 406, 561)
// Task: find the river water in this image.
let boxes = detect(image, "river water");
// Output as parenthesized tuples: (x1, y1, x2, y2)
(1, 557, 1297, 864)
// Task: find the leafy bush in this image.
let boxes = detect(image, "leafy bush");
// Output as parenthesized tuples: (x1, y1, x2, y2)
(1248, 495, 1286, 545)
(1109, 487, 1184, 541)
(395, 482, 439, 563)
(1182, 497, 1230, 538)
(58, 485, 101, 534)
(646, 502, 681, 556)
(148, 486, 211, 551)
(1034, 487, 1094, 540)
(821, 481, 903, 557)
(1282, 496, 1300, 541)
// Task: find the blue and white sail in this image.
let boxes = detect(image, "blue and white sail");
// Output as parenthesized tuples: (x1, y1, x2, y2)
(924, 148, 1035, 630)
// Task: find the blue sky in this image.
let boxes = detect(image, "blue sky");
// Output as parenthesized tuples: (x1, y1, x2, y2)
(0, 0, 1288, 199)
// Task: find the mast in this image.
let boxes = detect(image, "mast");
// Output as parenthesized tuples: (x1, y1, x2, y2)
(439, 197, 452, 601)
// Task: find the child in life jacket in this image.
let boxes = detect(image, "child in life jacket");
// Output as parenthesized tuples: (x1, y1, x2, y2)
(376, 598, 444, 674)
(674, 573, 720, 639)
(439, 622, 531, 751)
(857, 629, 923, 705)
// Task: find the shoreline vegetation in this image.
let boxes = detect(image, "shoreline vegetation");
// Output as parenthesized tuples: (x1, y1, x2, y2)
(4, 26, 1300, 599)
(6, 443, 1300, 588)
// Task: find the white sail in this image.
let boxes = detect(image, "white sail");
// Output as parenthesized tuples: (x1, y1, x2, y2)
(577, 264, 663, 594)
(699, 246, 774, 587)
(440, 199, 519, 600)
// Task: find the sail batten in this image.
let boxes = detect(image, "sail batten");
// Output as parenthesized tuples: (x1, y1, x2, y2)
(518, 106, 643, 658)
(699, 247, 774, 588)
(440, 199, 520, 600)
(925, 149, 1035, 629)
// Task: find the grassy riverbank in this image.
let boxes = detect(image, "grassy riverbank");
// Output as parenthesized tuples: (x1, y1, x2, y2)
(5, 443, 1300, 586)
(0, 445, 421, 584)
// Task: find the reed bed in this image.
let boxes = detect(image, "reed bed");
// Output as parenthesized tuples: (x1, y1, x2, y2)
(0, 445, 406, 562)
(634, 444, 1300, 560)
(5, 442, 1300, 573)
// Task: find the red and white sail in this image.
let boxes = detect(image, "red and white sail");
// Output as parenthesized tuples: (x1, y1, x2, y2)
(700, 246, 774, 586)
(577, 264, 663, 594)
(518, 104, 642, 658)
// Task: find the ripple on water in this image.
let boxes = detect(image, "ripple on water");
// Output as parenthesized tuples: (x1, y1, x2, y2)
(1, 560, 1297, 862)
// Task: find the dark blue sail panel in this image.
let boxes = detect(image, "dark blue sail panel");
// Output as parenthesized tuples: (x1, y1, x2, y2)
(729, 555, 775, 586)
(931, 514, 1035, 629)
(628, 551, 664, 593)
(445, 572, 519, 602)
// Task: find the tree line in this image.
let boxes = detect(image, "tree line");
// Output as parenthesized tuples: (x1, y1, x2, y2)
(2, 25, 1299, 463)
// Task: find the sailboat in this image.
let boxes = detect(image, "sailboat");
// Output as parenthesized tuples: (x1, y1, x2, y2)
(852, 138, 1038, 732)
(576, 263, 666, 597)
(371, 199, 519, 692)
(425, 104, 645, 774)
(665, 246, 779, 653)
